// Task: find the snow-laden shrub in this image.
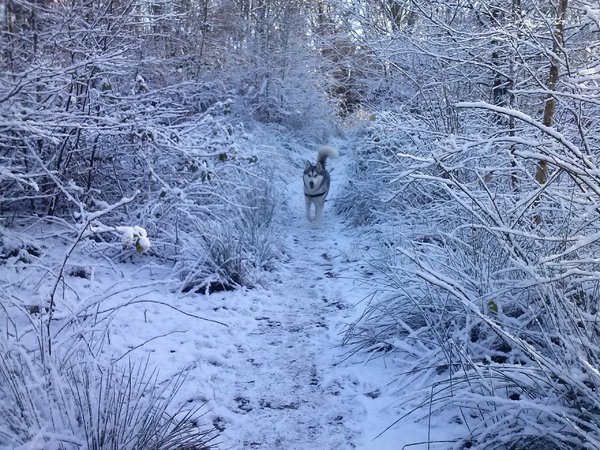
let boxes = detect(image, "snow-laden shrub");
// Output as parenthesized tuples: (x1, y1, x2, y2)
(0, 0, 288, 294)
(114, 114, 282, 292)
(335, 111, 445, 226)
(333, 146, 383, 226)
(343, 110, 600, 448)
(0, 337, 218, 450)
(0, 198, 223, 448)
(177, 179, 280, 293)
(5, 97, 282, 293)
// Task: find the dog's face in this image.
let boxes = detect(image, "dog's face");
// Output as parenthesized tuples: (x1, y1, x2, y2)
(304, 161, 325, 191)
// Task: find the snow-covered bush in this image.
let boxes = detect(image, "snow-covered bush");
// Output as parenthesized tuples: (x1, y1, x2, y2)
(343, 106, 600, 448)
(335, 111, 444, 227)
(0, 336, 218, 449)
(105, 109, 282, 293)
(333, 130, 383, 226)
(337, 1, 600, 443)
(176, 179, 280, 293)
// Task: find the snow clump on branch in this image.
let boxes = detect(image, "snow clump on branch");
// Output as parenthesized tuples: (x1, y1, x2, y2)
(116, 226, 151, 253)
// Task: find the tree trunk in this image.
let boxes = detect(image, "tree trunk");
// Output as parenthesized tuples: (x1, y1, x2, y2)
(533, 0, 568, 224)
(534, 0, 568, 188)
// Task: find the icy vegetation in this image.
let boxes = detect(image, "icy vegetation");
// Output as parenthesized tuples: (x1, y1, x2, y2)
(2, 0, 600, 449)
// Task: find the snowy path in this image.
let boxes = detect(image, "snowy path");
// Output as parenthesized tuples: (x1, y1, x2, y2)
(102, 141, 429, 448)
(211, 143, 370, 448)
(218, 218, 362, 448)
(201, 141, 439, 449)
(167, 141, 436, 449)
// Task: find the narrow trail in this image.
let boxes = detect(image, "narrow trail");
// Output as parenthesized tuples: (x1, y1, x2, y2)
(103, 139, 417, 448)
(216, 141, 376, 449)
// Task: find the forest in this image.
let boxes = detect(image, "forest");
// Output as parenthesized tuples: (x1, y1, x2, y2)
(1, 0, 600, 448)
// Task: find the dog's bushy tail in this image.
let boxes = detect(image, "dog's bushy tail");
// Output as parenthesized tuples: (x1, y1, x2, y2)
(317, 145, 338, 168)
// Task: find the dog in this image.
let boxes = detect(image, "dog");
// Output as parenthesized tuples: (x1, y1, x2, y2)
(303, 145, 338, 226)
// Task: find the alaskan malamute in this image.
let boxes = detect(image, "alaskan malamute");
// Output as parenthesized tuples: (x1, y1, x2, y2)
(303, 145, 338, 226)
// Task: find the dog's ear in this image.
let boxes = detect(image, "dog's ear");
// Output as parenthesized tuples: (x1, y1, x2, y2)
(305, 160, 312, 169)
(316, 162, 323, 171)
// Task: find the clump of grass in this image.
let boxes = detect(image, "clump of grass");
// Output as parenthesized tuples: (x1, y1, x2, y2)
(0, 337, 219, 450)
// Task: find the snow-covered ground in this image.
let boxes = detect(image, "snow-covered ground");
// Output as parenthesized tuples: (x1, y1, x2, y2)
(1, 137, 459, 449)
(101, 139, 457, 449)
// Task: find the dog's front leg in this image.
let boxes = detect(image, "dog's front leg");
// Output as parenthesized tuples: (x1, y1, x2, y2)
(314, 199, 324, 227)
(305, 196, 314, 223)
